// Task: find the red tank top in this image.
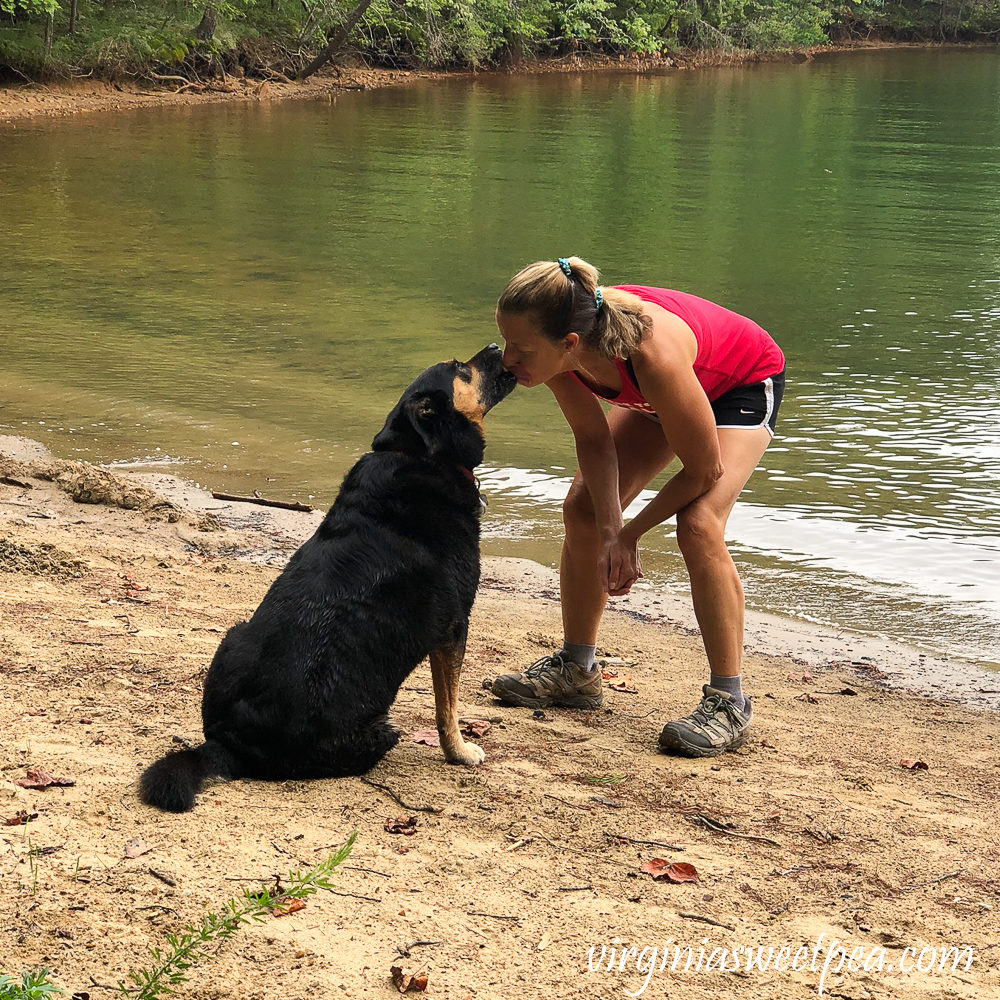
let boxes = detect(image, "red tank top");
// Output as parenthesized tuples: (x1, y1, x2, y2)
(569, 286, 784, 414)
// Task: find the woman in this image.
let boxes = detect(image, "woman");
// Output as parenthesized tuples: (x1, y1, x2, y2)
(487, 257, 785, 757)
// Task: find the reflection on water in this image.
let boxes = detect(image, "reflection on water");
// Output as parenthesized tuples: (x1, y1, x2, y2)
(1, 48, 998, 667)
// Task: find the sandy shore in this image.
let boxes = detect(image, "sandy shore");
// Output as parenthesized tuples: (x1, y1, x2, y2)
(0, 66, 456, 124)
(2, 43, 983, 127)
(1, 440, 998, 998)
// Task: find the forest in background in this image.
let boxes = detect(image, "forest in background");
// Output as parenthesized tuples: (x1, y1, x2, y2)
(1, 0, 999, 83)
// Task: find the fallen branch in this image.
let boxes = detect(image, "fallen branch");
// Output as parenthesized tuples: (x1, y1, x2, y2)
(677, 911, 736, 931)
(396, 940, 442, 958)
(148, 868, 177, 887)
(604, 831, 685, 851)
(688, 813, 780, 847)
(359, 776, 442, 814)
(544, 793, 590, 811)
(211, 491, 314, 512)
(326, 888, 380, 903)
(902, 869, 962, 892)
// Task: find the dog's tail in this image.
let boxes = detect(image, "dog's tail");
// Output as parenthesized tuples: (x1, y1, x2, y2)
(138, 740, 238, 813)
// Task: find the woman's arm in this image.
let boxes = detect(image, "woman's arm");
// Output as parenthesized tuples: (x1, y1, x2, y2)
(547, 372, 623, 535)
(547, 373, 644, 594)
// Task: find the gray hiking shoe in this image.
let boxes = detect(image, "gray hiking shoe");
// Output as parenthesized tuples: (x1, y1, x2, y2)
(487, 652, 604, 710)
(658, 685, 752, 758)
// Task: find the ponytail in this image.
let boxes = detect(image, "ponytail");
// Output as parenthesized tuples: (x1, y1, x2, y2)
(496, 257, 649, 360)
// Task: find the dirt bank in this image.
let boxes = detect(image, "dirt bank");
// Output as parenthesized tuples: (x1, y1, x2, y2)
(1, 444, 998, 998)
(1, 43, 982, 126)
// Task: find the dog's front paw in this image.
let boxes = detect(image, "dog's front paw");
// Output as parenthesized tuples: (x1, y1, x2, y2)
(446, 741, 485, 767)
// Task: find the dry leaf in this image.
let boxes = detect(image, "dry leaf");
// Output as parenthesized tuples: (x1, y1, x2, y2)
(384, 815, 419, 836)
(900, 758, 929, 771)
(4, 810, 38, 826)
(12, 767, 76, 790)
(459, 718, 491, 738)
(409, 730, 440, 747)
(537, 932, 552, 951)
(124, 839, 152, 859)
(640, 859, 700, 883)
(390, 966, 429, 993)
(271, 898, 306, 917)
(794, 692, 819, 705)
(607, 675, 637, 693)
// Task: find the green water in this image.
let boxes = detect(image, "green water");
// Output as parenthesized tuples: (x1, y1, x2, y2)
(2, 48, 999, 665)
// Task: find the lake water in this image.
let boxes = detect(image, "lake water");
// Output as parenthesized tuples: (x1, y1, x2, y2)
(1, 48, 998, 669)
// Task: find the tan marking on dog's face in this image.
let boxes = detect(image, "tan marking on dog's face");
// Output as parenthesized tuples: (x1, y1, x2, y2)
(451, 370, 486, 432)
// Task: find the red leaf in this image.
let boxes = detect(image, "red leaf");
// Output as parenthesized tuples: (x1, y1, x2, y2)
(900, 758, 929, 771)
(384, 815, 418, 836)
(12, 767, 76, 790)
(271, 898, 306, 917)
(640, 858, 699, 883)
(459, 718, 491, 738)
(606, 674, 638, 693)
(4, 810, 38, 826)
(390, 966, 429, 993)
(409, 730, 440, 747)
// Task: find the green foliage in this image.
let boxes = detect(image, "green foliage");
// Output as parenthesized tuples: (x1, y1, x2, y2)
(119, 835, 356, 1000)
(0, 968, 65, 1000)
(0, 0, 59, 17)
(736, 0, 833, 47)
(2, 0, 1000, 77)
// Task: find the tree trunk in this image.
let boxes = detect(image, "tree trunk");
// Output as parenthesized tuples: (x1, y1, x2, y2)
(296, 0, 376, 81)
(195, 3, 219, 42)
(69, 0, 79, 35)
(43, 11, 53, 56)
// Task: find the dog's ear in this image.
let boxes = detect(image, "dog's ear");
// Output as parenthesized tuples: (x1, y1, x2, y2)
(372, 390, 449, 456)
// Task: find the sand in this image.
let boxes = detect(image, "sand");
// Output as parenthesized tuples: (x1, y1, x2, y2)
(1, 439, 997, 999)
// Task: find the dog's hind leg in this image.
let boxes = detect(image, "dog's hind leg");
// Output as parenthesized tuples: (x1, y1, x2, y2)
(429, 635, 485, 767)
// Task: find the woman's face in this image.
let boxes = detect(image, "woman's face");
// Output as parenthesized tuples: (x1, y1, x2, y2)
(497, 311, 576, 388)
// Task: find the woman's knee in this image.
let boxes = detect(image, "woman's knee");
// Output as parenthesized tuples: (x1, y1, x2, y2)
(562, 485, 597, 538)
(676, 506, 727, 563)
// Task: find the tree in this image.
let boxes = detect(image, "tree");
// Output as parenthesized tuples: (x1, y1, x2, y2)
(296, 0, 378, 80)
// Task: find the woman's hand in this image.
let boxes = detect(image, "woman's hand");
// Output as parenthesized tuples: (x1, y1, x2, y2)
(599, 527, 643, 596)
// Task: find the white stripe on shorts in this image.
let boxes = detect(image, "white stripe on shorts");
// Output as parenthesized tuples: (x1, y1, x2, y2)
(715, 376, 776, 438)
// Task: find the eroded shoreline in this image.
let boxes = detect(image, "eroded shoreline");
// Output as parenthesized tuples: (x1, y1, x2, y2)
(2, 42, 992, 126)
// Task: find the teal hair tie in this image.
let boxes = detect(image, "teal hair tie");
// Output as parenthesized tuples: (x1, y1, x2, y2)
(557, 257, 573, 278)
(595, 287, 604, 310)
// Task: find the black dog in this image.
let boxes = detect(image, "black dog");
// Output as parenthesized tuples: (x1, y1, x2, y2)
(139, 344, 516, 812)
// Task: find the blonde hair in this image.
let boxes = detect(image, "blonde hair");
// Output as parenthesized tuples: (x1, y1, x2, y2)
(496, 257, 650, 360)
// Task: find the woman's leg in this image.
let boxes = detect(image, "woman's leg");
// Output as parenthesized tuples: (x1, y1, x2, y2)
(659, 425, 773, 757)
(489, 409, 674, 709)
(676, 426, 771, 675)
